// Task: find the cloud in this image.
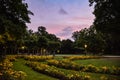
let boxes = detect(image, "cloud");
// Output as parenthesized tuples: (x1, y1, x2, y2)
(59, 8, 68, 15)
(62, 26, 73, 32)
(56, 26, 73, 39)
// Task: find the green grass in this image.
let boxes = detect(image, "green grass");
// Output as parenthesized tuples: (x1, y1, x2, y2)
(12, 56, 120, 80)
(58, 68, 120, 80)
(74, 58, 120, 67)
(44, 57, 120, 80)
(13, 59, 58, 80)
(54, 56, 64, 60)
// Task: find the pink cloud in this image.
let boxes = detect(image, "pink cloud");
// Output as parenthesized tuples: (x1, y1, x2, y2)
(27, 20, 93, 40)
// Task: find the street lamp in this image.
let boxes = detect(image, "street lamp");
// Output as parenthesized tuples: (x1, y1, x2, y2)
(21, 46, 25, 50)
(43, 49, 46, 55)
(57, 50, 60, 53)
(84, 44, 87, 55)
(21, 46, 26, 54)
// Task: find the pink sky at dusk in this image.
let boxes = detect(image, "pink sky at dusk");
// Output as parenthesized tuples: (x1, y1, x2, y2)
(26, 0, 95, 40)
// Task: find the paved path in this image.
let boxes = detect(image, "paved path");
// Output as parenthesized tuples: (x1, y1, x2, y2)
(102, 56, 120, 58)
(54, 54, 120, 58)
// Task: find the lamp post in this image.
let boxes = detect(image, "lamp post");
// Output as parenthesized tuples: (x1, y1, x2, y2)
(21, 46, 25, 50)
(21, 46, 25, 54)
(84, 44, 87, 55)
(43, 49, 46, 55)
(57, 50, 60, 53)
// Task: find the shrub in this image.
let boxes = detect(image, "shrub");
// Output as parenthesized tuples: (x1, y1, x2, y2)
(100, 66, 110, 74)
(0, 55, 27, 80)
(47, 59, 120, 75)
(63, 56, 100, 60)
(26, 61, 90, 80)
(85, 64, 99, 73)
(23, 55, 53, 61)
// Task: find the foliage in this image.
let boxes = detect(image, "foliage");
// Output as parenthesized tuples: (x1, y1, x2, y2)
(60, 39, 74, 54)
(22, 26, 61, 55)
(0, 55, 27, 80)
(0, 0, 33, 55)
(89, 0, 120, 54)
(72, 26, 106, 54)
(23, 55, 53, 61)
(26, 61, 90, 80)
(2, 55, 119, 80)
(47, 59, 120, 75)
(63, 56, 100, 60)
(89, 0, 120, 34)
(0, 0, 33, 39)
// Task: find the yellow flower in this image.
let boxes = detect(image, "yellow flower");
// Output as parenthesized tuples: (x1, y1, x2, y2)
(100, 76, 108, 80)
(85, 75, 90, 79)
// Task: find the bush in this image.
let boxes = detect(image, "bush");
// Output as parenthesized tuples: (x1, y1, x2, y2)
(26, 61, 90, 80)
(0, 55, 27, 80)
(23, 55, 53, 61)
(47, 59, 120, 75)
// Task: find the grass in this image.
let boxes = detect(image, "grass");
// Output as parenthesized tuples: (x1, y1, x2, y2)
(13, 59, 58, 80)
(73, 58, 120, 67)
(58, 68, 120, 80)
(12, 56, 120, 80)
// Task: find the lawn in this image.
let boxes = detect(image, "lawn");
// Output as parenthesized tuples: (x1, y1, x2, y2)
(1, 55, 120, 80)
(73, 58, 120, 67)
(13, 59, 58, 80)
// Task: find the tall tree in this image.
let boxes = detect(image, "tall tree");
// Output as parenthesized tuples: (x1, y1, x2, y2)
(72, 26, 106, 54)
(24, 30, 38, 54)
(48, 41, 61, 56)
(38, 36, 48, 55)
(72, 28, 89, 48)
(38, 26, 48, 36)
(60, 39, 74, 54)
(0, 0, 33, 55)
(89, 0, 120, 34)
(0, 0, 33, 38)
(89, 0, 120, 54)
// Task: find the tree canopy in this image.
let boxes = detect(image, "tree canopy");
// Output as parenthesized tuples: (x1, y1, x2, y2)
(89, 0, 120, 34)
(0, 0, 33, 39)
(72, 26, 105, 54)
(0, 0, 33, 55)
(89, 0, 120, 54)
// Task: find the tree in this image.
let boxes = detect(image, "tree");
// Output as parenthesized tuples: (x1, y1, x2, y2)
(0, 0, 33, 38)
(38, 26, 48, 36)
(38, 36, 48, 55)
(87, 26, 106, 54)
(60, 39, 74, 54)
(72, 28, 89, 48)
(48, 41, 61, 57)
(0, 0, 33, 56)
(46, 34, 60, 42)
(24, 30, 38, 54)
(22, 26, 61, 55)
(72, 26, 106, 54)
(89, 0, 120, 34)
(89, 0, 120, 54)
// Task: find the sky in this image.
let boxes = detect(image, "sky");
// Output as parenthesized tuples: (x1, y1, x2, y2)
(25, 0, 95, 40)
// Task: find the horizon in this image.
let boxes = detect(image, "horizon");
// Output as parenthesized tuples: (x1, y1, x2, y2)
(26, 0, 95, 40)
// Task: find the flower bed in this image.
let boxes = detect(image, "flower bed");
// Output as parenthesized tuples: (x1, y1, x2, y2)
(0, 56, 27, 80)
(26, 61, 90, 80)
(47, 59, 120, 75)
(63, 56, 100, 60)
(23, 55, 53, 61)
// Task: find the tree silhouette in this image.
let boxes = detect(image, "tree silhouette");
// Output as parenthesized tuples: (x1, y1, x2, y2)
(89, 0, 120, 54)
(0, 0, 33, 56)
